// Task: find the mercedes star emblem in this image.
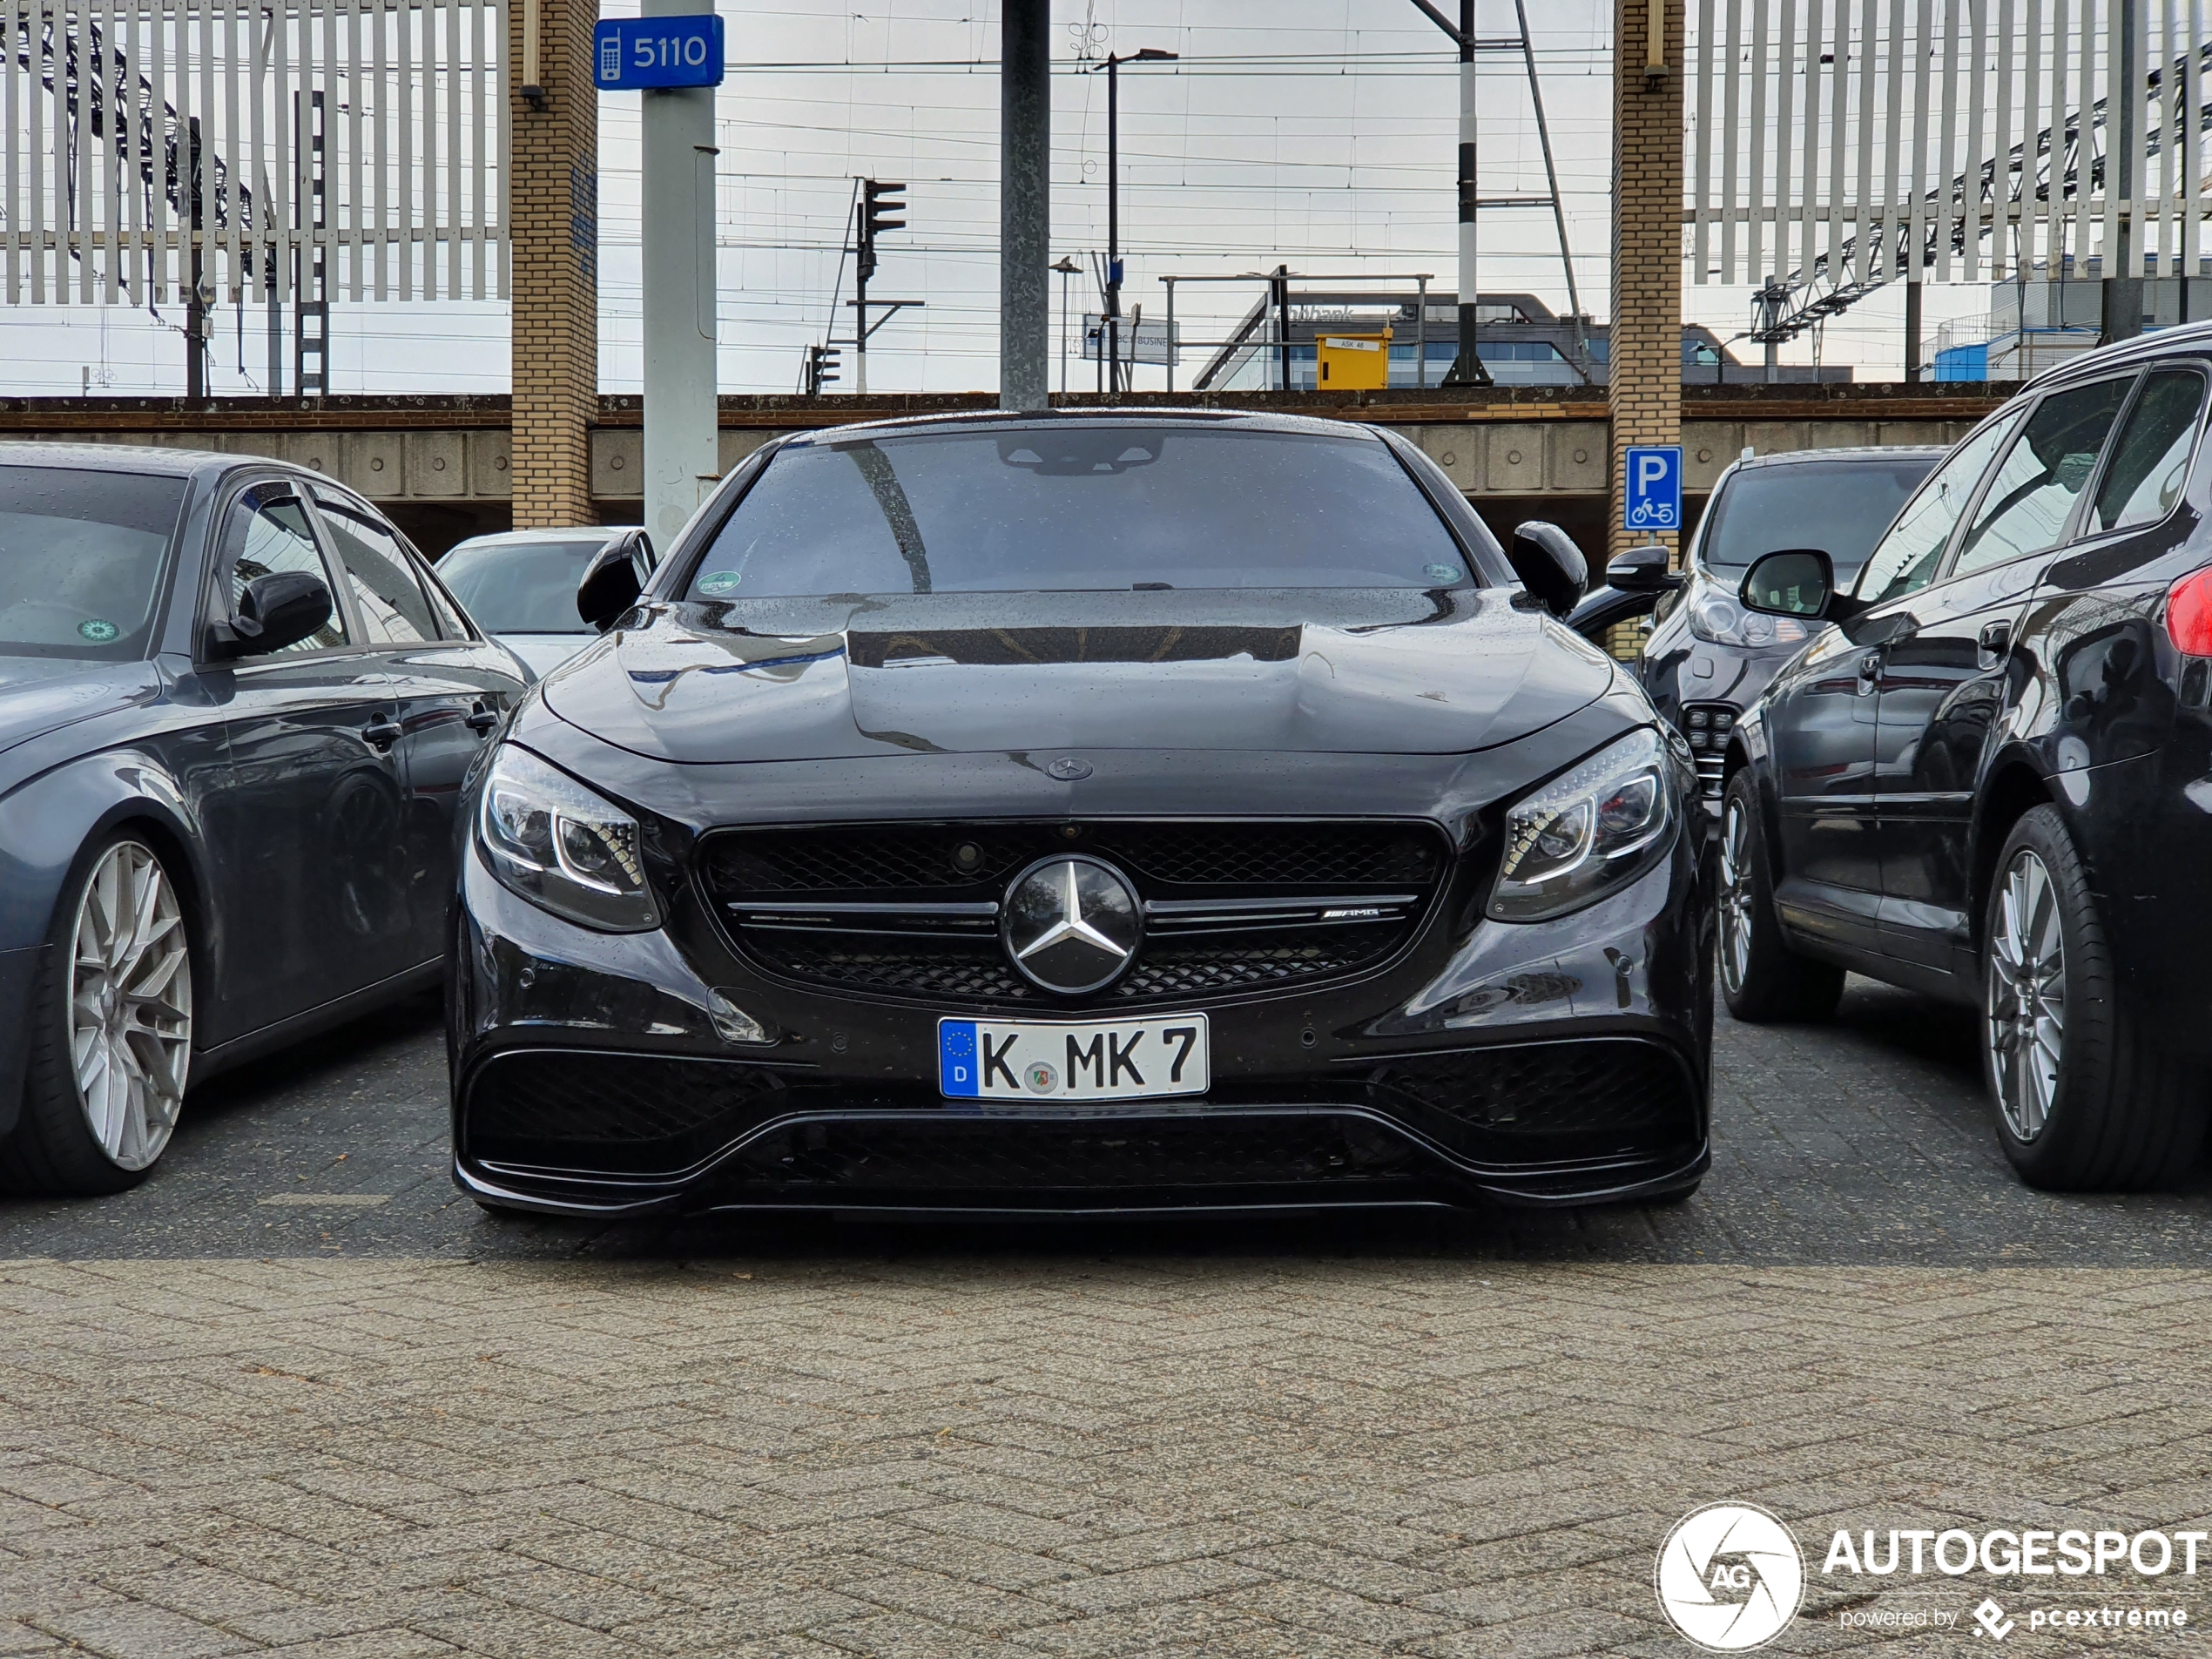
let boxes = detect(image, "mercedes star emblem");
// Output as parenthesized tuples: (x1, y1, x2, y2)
(1001, 854, 1141, 995)
(1046, 756, 1093, 780)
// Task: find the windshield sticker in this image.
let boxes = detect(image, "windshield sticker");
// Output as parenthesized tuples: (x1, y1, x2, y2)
(1424, 563, 1463, 583)
(698, 570, 743, 596)
(78, 617, 119, 644)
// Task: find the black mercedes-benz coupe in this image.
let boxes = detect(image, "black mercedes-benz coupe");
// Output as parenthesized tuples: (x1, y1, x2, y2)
(1718, 323, 2212, 1190)
(0, 444, 529, 1194)
(448, 411, 1714, 1219)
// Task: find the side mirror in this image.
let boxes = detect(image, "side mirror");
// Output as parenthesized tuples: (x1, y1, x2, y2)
(1740, 549, 1836, 620)
(211, 570, 332, 659)
(1508, 521, 1588, 618)
(626, 528, 658, 573)
(1603, 543, 1683, 593)
(577, 532, 647, 631)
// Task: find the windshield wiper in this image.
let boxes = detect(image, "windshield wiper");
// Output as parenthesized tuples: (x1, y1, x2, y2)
(1132, 582, 1174, 591)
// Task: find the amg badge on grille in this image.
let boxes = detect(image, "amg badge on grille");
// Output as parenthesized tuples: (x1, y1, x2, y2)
(1001, 855, 1141, 994)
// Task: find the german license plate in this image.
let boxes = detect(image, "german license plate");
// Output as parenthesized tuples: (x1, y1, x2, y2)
(938, 1014, 1209, 1102)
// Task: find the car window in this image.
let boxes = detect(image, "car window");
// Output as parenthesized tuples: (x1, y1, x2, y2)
(2090, 369, 2207, 535)
(1952, 377, 2134, 577)
(417, 564, 475, 640)
(1851, 414, 2020, 604)
(1696, 456, 1936, 583)
(686, 426, 1474, 597)
(0, 466, 185, 659)
(438, 537, 611, 634)
(314, 489, 440, 645)
(222, 489, 348, 655)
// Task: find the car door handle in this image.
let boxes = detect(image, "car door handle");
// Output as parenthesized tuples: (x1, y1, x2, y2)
(1978, 618, 2013, 667)
(466, 707, 500, 734)
(361, 718, 403, 750)
(1856, 654, 1880, 692)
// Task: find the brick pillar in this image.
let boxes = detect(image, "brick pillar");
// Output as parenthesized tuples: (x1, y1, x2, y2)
(508, 0, 598, 527)
(1608, 0, 1684, 563)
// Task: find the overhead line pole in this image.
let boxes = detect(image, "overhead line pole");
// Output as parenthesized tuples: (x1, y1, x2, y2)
(1408, 0, 1491, 386)
(1000, 0, 1049, 412)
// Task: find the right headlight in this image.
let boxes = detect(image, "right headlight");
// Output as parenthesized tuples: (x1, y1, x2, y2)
(1487, 727, 1679, 922)
(1688, 583, 1807, 649)
(476, 744, 659, 933)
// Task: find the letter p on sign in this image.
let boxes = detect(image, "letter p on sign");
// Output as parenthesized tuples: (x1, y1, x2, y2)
(1623, 445, 1683, 532)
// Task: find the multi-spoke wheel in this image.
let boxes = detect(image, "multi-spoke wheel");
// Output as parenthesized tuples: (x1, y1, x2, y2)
(2, 835, 194, 1195)
(1981, 805, 2202, 1190)
(1986, 847, 2065, 1143)
(67, 841, 192, 1170)
(1716, 771, 1844, 1022)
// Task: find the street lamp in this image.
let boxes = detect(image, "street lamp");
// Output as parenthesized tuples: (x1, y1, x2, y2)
(1098, 47, 1177, 395)
(1051, 255, 1082, 396)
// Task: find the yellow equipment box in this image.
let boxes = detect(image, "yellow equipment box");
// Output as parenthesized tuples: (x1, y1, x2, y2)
(1315, 330, 1393, 390)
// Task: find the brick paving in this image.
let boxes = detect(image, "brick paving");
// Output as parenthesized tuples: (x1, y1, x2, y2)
(5, 983, 2212, 1655)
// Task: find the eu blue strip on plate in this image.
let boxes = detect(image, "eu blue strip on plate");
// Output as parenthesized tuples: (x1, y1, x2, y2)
(939, 1021, 979, 1097)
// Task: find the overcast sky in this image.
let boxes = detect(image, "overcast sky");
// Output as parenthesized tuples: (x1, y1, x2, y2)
(0, 0, 1976, 397)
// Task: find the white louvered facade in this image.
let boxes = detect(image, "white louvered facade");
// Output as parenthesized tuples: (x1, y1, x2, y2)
(2, 0, 505, 305)
(1687, 0, 2209, 301)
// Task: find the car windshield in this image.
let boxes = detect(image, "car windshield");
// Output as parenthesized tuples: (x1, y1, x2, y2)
(1698, 458, 1935, 583)
(438, 537, 610, 634)
(685, 424, 1474, 597)
(0, 466, 186, 658)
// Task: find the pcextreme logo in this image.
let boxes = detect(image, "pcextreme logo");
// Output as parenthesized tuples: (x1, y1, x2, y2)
(1655, 1502, 1808, 1652)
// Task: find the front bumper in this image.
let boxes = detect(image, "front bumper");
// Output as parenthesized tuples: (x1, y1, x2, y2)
(448, 819, 1714, 1217)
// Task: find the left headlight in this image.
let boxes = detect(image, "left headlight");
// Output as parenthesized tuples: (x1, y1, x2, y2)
(1487, 727, 1678, 922)
(477, 744, 659, 933)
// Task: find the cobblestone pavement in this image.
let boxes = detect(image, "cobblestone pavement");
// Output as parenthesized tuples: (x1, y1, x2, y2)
(5, 983, 2212, 1656)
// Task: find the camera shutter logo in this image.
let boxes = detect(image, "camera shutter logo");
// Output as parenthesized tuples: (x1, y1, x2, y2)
(1655, 1502, 1805, 1652)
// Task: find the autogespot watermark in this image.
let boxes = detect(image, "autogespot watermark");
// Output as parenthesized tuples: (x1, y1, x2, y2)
(1655, 1503, 1807, 1651)
(1657, 1509, 2203, 1651)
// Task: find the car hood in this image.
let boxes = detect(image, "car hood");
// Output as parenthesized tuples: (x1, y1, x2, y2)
(538, 589, 1616, 764)
(0, 654, 162, 759)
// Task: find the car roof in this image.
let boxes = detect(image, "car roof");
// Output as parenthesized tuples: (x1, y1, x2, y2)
(1726, 444, 1949, 471)
(0, 440, 252, 479)
(448, 526, 627, 551)
(780, 407, 1377, 447)
(2025, 317, 2212, 392)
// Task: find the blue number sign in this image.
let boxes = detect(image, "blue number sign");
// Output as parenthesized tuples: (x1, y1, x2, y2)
(1623, 445, 1683, 532)
(592, 14, 725, 91)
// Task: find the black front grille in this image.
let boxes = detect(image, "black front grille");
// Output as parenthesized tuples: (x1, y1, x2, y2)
(698, 820, 1452, 1008)
(1364, 1040, 1700, 1164)
(720, 1113, 1433, 1202)
(703, 821, 1441, 895)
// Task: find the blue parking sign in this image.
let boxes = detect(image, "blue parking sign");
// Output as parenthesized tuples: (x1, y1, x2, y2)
(592, 14, 725, 90)
(1623, 445, 1683, 533)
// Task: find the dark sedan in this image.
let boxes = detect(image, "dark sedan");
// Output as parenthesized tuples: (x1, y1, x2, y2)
(0, 445, 528, 1193)
(448, 412, 1713, 1219)
(1719, 324, 2212, 1190)
(1634, 446, 1940, 808)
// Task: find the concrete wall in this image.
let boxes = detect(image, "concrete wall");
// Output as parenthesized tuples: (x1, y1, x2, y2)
(0, 386, 2010, 556)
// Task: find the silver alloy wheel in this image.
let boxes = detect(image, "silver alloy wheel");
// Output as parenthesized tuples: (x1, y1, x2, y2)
(1986, 846, 2066, 1143)
(68, 841, 192, 1170)
(1717, 792, 1754, 996)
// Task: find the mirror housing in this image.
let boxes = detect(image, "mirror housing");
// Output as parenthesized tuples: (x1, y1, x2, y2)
(209, 570, 332, 659)
(1739, 549, 1838, 620)
(1603, 543, 1683, 593)
(577, 529, 651, 632)
(1508, 521, 1588, 618)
